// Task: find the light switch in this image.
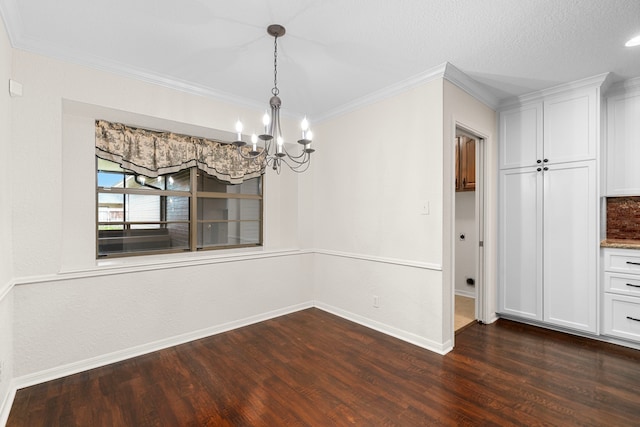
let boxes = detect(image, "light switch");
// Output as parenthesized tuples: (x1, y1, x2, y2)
(9, 79, 23, 97)
(420, 200, 430, 215)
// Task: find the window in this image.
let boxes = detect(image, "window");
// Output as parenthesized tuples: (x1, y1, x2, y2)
(97, 158, 263, 257)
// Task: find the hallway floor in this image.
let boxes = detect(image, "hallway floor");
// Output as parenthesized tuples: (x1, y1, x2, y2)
(455, 295, 475, 331)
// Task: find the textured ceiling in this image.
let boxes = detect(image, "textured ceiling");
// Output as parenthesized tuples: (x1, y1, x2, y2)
(1, 0, 639, 119)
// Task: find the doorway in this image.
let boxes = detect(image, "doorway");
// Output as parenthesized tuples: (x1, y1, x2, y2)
(453, 127, 485, 332)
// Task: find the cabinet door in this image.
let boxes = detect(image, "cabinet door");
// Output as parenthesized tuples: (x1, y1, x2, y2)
(606, 92, 640, 195)
(543, 161, 597, 333)
(544, 89, 596, 164)
(603, 293, 640, 342)
(499, 103, 543, 169)
(498, 167, 543, 320)
(459, 136, 476, 191)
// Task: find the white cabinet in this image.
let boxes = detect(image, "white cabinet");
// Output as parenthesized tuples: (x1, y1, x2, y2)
(499, 166, 543, 320)
(605, 91, 640, 195)
(542, 162, 597, 331)
(499, 161, 597, 332)
(543, 90, 597, 164)
(499, 103, 543, 169)
(498, 84, 601, 334)
(602, 248, 640, 343)
(499, 88, 597, 169)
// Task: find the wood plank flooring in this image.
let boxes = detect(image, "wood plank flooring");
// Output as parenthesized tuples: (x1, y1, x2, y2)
(7, 308, 640, 426)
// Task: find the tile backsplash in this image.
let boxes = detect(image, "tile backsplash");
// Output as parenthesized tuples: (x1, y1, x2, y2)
(607, 197, 640, 240)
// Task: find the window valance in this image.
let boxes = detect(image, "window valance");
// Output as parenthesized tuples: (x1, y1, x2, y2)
(95, 120, 265, 184)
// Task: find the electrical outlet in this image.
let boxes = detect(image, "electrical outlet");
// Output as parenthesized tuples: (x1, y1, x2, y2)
(373, 295, 379, 308)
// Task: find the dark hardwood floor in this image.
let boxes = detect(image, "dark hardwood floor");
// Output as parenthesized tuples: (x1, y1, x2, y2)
(7, 308, 640, 426)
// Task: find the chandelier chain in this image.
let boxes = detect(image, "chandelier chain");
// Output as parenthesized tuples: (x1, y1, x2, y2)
(272, 35, 279, 96)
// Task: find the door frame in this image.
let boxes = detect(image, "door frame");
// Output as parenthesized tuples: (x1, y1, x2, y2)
(453, 125, 489, 327)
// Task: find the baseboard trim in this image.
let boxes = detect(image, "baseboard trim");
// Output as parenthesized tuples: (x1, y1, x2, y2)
(496, 314, 640, 351)
(0, 380, 17, 427)
(315, 302, 452, 355)
(12, 301, 314, 391)
(454, 290, 476, 298)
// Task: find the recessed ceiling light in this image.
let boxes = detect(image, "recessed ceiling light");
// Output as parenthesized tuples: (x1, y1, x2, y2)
(625, 34, 640, 47)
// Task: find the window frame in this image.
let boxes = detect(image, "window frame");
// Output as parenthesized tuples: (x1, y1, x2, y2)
(96, 158, 264, 258)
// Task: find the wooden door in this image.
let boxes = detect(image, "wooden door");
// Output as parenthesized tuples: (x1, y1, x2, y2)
(459, 136, 476, 191)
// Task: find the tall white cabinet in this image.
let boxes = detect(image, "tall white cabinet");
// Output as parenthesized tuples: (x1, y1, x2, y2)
(498, 77, 606, 334)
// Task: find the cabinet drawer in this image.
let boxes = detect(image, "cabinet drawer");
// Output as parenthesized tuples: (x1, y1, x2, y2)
(604, 272, 640, 297)
(603, 293, 640, 342)
(603, 249, 640, 274)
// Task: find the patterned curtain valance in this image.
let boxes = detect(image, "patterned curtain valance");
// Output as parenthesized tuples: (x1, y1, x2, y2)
(95, 120, 265, 184)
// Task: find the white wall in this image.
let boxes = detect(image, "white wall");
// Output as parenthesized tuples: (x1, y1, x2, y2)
(0, 13, 14, 422)
(10, 50, 312, 382)
(455, 191, 477, 297)
(443, 80, 498, 336)
(308, 77, 497, 352)
(309, 79, 450, 352)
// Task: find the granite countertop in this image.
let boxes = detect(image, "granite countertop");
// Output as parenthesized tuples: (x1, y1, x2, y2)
(600, 239, 640, 250)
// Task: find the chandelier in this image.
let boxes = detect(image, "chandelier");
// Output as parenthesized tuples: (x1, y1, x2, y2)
(233, 24, 314, 173)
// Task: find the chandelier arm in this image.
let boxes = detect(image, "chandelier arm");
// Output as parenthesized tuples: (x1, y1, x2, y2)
(283, 153, 310, 166)
(278, 156, 312, 173)
(280, 144, 308, 161)
(236, 146, 264, 160)
(281, 142, 314, 162)
(279, 151, 310, 168)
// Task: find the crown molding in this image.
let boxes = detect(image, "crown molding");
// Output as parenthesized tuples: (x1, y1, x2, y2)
(314, 62, 449, 122)
(606, 76, 640, 97)
(441, 63, 501, 109)
(499, 72, 612, 109)
(0, 7, 294, 117)
(315, 62, 501, 122)
(14, 35, 271, 113)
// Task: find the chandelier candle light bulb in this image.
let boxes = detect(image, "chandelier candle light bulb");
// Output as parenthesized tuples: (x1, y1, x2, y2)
(263, 112, 271, 134)
(301, 116, 309, 139)
(276, 136, 285, 157)
(233, 119, 245, 147)
(305, 130, 314, 152)
(251, 133, 259, 154)
(297, 116, 314, 153)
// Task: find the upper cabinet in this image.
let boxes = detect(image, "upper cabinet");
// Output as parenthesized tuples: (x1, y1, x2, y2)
(499, 103, 543, 169)
(499, 88, 598, 169)
(455, 136, 475, 192)
(543, 90, 597, 164)
(605, 89, 640, 196)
